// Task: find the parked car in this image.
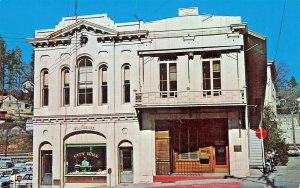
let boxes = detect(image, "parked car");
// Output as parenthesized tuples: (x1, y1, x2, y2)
(11, 171, 33, 188)
(0, 169, 13, 177)
(0, 178, 10, 188)
(288, 147, 300, 156)
(23, 161, 33, 171)
(0, 157, 14, 168)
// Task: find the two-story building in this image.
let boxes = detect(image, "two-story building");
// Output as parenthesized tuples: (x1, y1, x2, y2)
(28, 7, 267, 188)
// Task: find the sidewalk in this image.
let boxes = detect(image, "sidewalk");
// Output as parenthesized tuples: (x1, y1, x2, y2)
(112, 168, 300, 188)
(110, 169, 274, 188)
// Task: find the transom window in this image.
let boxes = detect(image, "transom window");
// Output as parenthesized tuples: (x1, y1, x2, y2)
(78, 57, 93, 105)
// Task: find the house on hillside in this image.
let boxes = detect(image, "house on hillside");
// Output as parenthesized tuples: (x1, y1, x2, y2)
(28, 7, 267, 187)
(0, 95, 26, 114)
(10, 126, 24, 135)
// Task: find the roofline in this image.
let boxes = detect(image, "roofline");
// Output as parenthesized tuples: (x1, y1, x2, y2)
(248, 30, 266, 40)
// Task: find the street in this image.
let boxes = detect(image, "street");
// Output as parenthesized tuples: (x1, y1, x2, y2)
(239, 156, 300, 188)
(111, 157, 300, 188)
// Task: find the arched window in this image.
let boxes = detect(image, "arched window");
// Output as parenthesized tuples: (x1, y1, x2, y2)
(62, 67, 70, 106)
(78, 57, 93, 105)
(122, 64, 130, 103)
(41, 69, 49, 106)
(99, 65, 108, 104)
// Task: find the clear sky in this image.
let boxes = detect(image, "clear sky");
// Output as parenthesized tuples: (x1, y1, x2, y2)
(0, 0, 299, 81)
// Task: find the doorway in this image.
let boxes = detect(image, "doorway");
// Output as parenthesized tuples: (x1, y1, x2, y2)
(155, 119, 229, 175)
(119, 146, 133, 183)
(40, 150, 52, 185)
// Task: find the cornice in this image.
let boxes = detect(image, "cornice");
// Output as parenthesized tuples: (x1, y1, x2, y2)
(33, 113, 138, 124)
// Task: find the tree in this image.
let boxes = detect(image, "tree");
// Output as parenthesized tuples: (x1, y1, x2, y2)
(274, 61, 290, 90)
(263, 106, 289, 165)
(0, 36, 10, 94)
(287, 76, 298, 89)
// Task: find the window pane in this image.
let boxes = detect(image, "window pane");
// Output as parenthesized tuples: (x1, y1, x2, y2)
(213, 72, 221, 78)
(213, 79, 221, 89)
(78, 92, 85, 105)
(213, 61, 220, 71)
(64, 70, 70, 84)
(79, 70, 86, 82)
(64, 88, 70, 105)
(102, 68, 107, 82)
(203, 79, 211, 90)
(124, 84, 130, 103)
(160, 81, 167, 91)
(202, 61, 210, 79)
(102, 85, 107, 104)
(124, 66, 130, 81)
(86, 92, 93, 104)
(44, 72, 49, 86)
(170, 81, 177, 91)
(43, 88, 49, 106)
(160, 64, 167, 80)
(169, 63, 176, 73)
(169, 73, 177, 81)
(66, 145, 106, 175)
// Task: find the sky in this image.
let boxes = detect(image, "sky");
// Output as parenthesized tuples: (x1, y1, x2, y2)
(0, 0, 299, 81)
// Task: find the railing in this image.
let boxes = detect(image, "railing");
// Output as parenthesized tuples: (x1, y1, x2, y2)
(135, 90, 245, 107)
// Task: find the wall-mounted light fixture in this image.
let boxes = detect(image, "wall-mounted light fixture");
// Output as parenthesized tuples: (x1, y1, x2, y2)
(188, 52, 194, 59)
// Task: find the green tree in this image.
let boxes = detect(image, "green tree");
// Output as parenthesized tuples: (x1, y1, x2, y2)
(263, 106, 289, 165)
(0, 36, 10, 94)
(288, 76, 298, 88)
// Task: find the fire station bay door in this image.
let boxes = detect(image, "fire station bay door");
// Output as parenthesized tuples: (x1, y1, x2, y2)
(119, 142, 133, 183)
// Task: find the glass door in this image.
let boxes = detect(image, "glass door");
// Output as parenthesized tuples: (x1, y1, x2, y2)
(119, 147, 133, 183)
(41, 150, 52, 185)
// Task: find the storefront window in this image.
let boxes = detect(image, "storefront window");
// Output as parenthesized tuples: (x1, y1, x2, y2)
(66, 144, 107, 176)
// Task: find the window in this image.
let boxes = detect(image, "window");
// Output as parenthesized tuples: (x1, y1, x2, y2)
(62, 68, 70, 106)
(159, 60, 177, 98)
(65, 144, 107, 175)
(202, 60, 221, 96)
(41, 69, 49, 106)
(99, 65, 108, 104)
(123, 65, 130, 103)
(78, 57, 93, 105)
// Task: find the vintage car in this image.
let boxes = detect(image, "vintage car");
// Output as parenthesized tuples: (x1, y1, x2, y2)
(0, 157, 14, 168)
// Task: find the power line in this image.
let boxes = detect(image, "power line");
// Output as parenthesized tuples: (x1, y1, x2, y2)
(274, 0, 286, 61)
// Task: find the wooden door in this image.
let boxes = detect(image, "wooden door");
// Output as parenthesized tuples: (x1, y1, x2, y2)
(155, 131, 171, 175)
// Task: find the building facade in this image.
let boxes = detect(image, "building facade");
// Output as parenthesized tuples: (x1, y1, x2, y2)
(264, 60, 277, 118)
(29, 8, 267, 188)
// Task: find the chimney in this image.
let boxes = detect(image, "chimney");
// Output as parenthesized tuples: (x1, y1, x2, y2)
(178, 7, 199, 16)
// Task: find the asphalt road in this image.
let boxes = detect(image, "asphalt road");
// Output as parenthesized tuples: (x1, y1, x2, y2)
(241, 156, 300, 188)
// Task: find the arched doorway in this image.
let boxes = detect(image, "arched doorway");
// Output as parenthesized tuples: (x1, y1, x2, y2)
(40, 143, 52, 185)
(118, 141, 133, 183)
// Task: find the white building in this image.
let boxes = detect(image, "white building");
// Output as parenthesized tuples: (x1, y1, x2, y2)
(264, 60, 277, 118)
(0, 95, 26, 113)
(28, 8, 267, 188)
(278, 114, 300, 146)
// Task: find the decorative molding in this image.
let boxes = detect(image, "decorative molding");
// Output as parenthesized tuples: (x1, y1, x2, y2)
(33, 114, 138, 124)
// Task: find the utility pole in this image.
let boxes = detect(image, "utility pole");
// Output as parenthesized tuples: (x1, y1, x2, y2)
(291, 111, 296, 147)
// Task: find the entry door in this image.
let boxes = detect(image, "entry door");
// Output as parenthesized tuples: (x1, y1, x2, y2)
(41, 150, 52, 185)
(119, 147, 133, 183)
